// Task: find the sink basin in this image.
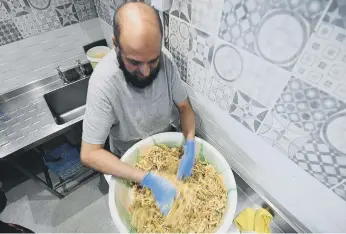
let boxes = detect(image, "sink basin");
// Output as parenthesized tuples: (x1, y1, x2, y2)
(44, 78, 89, 125)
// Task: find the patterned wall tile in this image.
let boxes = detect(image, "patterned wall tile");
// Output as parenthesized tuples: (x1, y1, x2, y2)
(13, 13, 43, 38)
(169, 15, 189, 53)
(186, 59, 208, 93)
(218, 0, 268, 53)
(0, 19, 23, 45)
(333, 182, 346, 201)
(218, 0, 327, 70)
(320, 110, 346, 156)
(253, 9, 310, 69)
(212, 41, 243, 82)
(323, 0, 346, 29)
(95, 0, 112, 25)
(210, 39, 290, 109)
(3, 0, 32, 17)
(203, 74, 235, 111)
(293, 22, 346, 101)
(169, 15, 189, 81)
(172, 50, 188, 81)
(258, 111, 311, 157)
(292, 133, 346, 188)
(229, 90, 268, 133)
(55, 3, 80, 26)
(27, 0, 51, 10)
(170, 0, 191, 23)
(50, 0, 73, 8)
(0, 2, 11, 19)
(74, 0, 97, 21)
(35, 6, 62, 31)
(270, 0, 328, 23)
(190, 0, 223, 35)
(273, 77, 344, 133)
(163, 12, 169, 50)
(188, 25, 215, 69)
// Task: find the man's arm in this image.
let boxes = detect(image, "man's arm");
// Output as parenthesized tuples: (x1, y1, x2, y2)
(80, 142, 146, 183)
(176, 98, 196, 140)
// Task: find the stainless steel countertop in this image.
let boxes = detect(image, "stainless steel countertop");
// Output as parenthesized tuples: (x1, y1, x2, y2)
(0, 73, 88, 158)
(0, 71, 298, 232)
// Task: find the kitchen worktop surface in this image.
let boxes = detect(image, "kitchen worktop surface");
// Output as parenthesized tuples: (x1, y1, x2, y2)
(0, 74, 89, 159)
(0, 167, 296, 233)
(0, 71, 297, 232)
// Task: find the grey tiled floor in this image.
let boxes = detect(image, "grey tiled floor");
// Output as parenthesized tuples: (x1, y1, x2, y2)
(0, 176, 117, 232)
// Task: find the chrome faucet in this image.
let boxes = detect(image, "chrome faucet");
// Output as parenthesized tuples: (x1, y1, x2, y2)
(56, 66, 69, 84)
(77, 60, 86, 77)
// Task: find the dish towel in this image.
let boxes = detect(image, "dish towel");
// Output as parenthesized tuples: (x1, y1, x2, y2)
(234, 208, 273, 233)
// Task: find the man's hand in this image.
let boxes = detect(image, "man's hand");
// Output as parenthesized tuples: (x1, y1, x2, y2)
(177, 140, 195, 180)
(141, 172, 176, 215)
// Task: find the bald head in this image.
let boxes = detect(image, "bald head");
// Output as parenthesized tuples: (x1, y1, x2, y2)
(112, 2, 163, 85)
(113, 2, 162, 53)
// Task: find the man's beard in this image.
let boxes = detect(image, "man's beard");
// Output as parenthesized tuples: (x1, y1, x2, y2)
(117, 53, 161, 89)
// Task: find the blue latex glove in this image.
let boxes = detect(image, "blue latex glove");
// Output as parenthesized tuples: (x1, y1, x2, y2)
(177, 140, 195, 180)
(141, 172, 176, 215)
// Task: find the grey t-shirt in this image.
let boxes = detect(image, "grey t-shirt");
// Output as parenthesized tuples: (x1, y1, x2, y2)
(82, 48, 187, 156)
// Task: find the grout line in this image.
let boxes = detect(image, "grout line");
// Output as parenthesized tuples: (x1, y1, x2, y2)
(314, 0, 333, 32)
(330, 179, 346, 190)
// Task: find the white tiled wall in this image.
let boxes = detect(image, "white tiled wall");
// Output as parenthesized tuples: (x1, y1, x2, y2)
(0, 18, 104, 95)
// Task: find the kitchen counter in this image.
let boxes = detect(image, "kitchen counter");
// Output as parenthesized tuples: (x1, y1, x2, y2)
(0, 73, 89, 159)
(0, 70, 298, 232)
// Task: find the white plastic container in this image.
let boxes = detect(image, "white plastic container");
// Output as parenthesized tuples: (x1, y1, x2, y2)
(108, 132, 238, 233)
(86, 46, 110, 68)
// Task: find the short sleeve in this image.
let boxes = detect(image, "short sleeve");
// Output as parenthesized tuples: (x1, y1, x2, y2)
(164, 49, 188, 105)
(82, 83, 116, 145)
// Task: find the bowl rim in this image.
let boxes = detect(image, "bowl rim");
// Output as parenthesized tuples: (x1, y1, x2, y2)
(108, 132, 238, 233)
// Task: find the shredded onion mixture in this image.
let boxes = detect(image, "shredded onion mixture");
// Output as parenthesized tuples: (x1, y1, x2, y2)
(129, 145, 227, 233)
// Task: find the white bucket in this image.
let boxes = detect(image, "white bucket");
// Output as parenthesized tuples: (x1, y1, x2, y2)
(86, 46, 110, 68)
(108, 132, 238, 233)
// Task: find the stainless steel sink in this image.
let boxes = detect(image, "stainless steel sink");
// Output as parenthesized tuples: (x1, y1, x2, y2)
(44, 78, 89, 125)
